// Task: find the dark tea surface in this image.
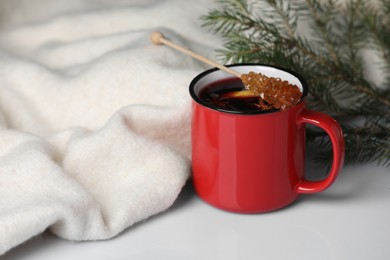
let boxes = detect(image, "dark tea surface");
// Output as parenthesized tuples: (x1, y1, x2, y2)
(199, 77, 263, 112)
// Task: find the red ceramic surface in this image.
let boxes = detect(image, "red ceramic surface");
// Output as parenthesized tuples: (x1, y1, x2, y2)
(190, 64, 345, 213)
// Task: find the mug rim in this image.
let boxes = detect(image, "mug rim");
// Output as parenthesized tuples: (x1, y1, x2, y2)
(189, 63, 308, 115)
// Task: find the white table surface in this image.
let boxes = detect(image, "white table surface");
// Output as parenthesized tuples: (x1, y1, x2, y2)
(3, 163, 389, 260)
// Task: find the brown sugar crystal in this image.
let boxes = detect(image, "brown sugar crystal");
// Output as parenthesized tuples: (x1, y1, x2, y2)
(241, 71, 302, 111)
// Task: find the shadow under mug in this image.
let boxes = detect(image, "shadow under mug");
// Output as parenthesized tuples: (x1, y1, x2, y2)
(189, 64, 345, 213)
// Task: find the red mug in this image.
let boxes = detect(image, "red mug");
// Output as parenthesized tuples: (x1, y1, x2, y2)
(189, 64, 345, 213)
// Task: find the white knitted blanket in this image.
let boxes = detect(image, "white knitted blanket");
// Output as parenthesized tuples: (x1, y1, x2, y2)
(0, 0, 220, 255)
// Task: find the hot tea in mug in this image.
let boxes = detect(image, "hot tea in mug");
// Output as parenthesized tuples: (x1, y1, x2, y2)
(190, 64, 344, 213)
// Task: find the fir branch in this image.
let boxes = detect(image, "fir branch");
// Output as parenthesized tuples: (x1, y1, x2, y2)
(365, 1, 390, 65)
(312, 116, 390, 168)
(304, 0, 341, 67)
(201, 0, 390, 168)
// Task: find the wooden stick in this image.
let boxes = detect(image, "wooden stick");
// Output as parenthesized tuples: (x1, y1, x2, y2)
(150, 32, 242, 78)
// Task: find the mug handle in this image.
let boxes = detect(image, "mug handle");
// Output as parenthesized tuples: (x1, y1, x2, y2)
(295, 109, 345, 194)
